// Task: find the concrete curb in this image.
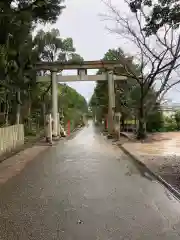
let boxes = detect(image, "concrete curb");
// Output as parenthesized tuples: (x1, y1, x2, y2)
(119, 144, 180, 201)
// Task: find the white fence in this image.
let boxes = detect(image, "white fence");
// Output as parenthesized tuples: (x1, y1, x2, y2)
(0, 124, 24, 156)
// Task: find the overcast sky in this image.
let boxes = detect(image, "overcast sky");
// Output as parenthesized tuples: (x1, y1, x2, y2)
(44, 0, 180, 105)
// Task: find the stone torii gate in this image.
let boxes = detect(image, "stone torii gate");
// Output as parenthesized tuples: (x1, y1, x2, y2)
(36, 60, 126, 138)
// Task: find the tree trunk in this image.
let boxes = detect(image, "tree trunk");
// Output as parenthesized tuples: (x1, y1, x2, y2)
(137, 88, 147, 140)
(16, 90, 21, 124)
(16, 103, 20, 124)
(42, 102, 46, 127)
(137, 102, 146, 140)
(27, 99, 32, 131)
(121, 117, 125, 132)
(4, 94, 9, 126)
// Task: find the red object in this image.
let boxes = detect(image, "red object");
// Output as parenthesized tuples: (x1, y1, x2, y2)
(67, 120, 70, 136)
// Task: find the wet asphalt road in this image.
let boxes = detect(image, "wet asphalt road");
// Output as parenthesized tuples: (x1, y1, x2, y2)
(1, 123, 180, 239)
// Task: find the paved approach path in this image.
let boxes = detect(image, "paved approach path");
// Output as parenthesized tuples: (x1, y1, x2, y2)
(1, 123, 180, 239)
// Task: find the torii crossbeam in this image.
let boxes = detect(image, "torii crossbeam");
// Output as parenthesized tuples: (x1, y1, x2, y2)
(35, 60, 122, 71)
(37, 74, 126, 82)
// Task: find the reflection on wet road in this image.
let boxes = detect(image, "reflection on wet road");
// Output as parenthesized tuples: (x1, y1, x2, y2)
(0, 122, 180, 239)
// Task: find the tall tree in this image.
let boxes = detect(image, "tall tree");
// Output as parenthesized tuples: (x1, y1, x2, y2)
(129, 0, 180, 35)
(0, 0, 65, 124)
(90, 48, 134, 124)
(174, 110, 180, 130)
(0, 0, 88, 135)
(33, 28, 83, 121)
(102, 0, 180, 139)
(34, 29, 75, 62)
(90, 48, 163, 134)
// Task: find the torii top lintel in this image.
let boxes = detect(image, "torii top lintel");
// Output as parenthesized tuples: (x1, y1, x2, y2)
(35, 60, 122, 71)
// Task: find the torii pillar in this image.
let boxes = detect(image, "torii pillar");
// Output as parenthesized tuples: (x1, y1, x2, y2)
(107, 70, 115, 135)
(51, 71, 59, 137)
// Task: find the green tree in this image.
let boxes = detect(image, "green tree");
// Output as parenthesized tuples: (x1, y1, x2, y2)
(33, 28, 84, 124)
(90, 48, 129, 122)
(174, 110, 180, 130)
(0, 0, 65, 77)
(103, 0, 180, 139)
(90, 48, 164, 136)
(129, 0, 180, 35)
(0, 0, 65, 125)
(34, 29, 75, 62)
(0, 0, 88, 135)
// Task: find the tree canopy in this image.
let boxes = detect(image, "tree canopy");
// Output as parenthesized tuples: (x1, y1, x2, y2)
(90, 48, 164, 137)
(0, 2, 88, 135)
(129, 0, 180, 35)
(101, 0, 180, 138)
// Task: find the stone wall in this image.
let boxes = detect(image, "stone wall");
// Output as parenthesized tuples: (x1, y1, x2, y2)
(0, 124, 24, 156)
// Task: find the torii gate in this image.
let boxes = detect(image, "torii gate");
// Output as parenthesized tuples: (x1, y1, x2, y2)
(36, 60, 127, 137)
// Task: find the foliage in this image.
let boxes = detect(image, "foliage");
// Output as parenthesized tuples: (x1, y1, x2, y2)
(34, 29, 76, 62)
(90, 48, 164, 134)
(0, 2, 88, 136)
(102, 0, 180, 139)
(59, 84, 88, 125)
(146, 104, 164, 132)
(174, 110, 180, 130)
(90, 81, 108, 120)
(0, 0, 65, 82)
(89, 48, 134, 121)
(163, 115, 177, 131)
(129, 0, 180, 35)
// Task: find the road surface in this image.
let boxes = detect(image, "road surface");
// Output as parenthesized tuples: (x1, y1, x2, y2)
(0, 122, 180, 239)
